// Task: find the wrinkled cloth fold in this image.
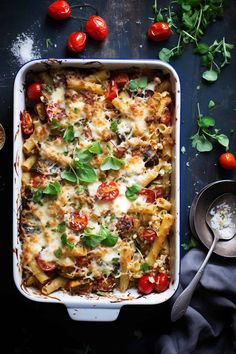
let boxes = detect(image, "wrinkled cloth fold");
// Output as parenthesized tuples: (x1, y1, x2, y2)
(155, 248, 236, 354)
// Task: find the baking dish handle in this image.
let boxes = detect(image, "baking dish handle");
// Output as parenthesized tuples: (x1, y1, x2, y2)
(67, 307, 120, 321)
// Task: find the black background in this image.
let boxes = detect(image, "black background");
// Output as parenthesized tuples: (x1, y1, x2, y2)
(1, 1, 236, 353)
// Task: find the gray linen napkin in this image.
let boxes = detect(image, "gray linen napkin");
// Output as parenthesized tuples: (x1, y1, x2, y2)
(155, 248, 236, 354)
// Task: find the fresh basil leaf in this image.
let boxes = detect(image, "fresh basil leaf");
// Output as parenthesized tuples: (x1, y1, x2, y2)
(88, 141, 103, 155)
(63, 125, 75, 142)
(208, 100, 216, 109)
(76, 161, 97, 183)
(51, 118, 62, 130)
(125, 184, 141, 201)
(202, 70, 218, 82)
(216, 134, 229, 148)
(54, 248, 62, 258)
(110, 120, 119, 132)
(61, 169, 77, 183)
(159, 48, 173, 62)
(181, 236, 198, 251)
(101, 156, 125, 171)
(195, 43, 209, 55)
(75, 148, 92, 163)
(43, 181, 61, 196)
(32, 187, 44, 204)
(57, 221, 66, 232)
(137, 76, 148, 89)
(112, 257, 120, 265)
(198, 116, 215, 129)
(74, 107, 78, 113)
(191, 134, 213, 152)
(84, 233, 107, 248)
(102, 233, 118, 247)
(128, 80, 138, 92)
(61, 233, 67, 246)
(140, 262, 149, 272)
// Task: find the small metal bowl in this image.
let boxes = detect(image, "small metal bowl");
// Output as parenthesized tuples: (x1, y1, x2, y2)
(189, 180, 236, 258)
(0, 123, 6, 150)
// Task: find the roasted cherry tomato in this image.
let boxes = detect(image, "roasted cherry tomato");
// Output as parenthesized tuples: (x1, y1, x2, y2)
(138, 274, 155, 294)
(154, 273, 169, 293)
(48, 0, 71, 20)
(67, 32, 87, 53)
(113, 73, 129, 88)
(96, 181, 119, 201)
(219, 152, 236, 170)
(30, 174, 46, 188)
(85, 15, 108, 41)
(139, 188, 156, 203)
(147, 21, 172, 42)
(68, 211, 88, 232)
(27, 82, 42, 101)
(36, 256, 56, 272)
(105, 80, 118, 101)
(21, 111, 34, 136)
(139, 228, 157, 242)
(160, 108, 172, 125)
(154, 186, 165, 198)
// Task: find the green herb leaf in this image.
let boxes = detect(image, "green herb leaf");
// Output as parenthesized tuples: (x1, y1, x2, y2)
(61, 170, 77, 183)
(112, 257, 120, 265)
(181, 236, 198, 251)
(110, 120, 119, 132)
(125, 184, 141, 201)
(128, 80, 138, 92)
(43, 181, 61, 196)
(51, 118, 62, 130)
(191, 134, 213, 152)
(195, 43, 209, 55)
(57, 221, 66, 232)
(140, 262, 149, 272)
(181, 146, 186, 154)
(198, 116, 215, 129)
(75, 161, 97, 183)
(83, 226, 118, 248)
(63, 125, 75, 142)
(75, 148, 92, 163)
(54, 248, 62, 258)
(61, 233, 75, 250)
(216, 134, 229, 148)
(100, 226, 118, 247)
(101, 156, 125, 171)
(208, 100, 215, 109)
(202, 70, 218, 82)
(88, 141, 103, 155)
(137, 76, 148, 89)
(159, 48, 173, 62)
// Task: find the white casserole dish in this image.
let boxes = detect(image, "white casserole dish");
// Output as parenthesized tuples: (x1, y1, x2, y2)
(13, 59, 180, 321)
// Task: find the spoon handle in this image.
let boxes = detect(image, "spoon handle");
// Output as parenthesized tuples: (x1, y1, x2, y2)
(171, 234, 218, 322)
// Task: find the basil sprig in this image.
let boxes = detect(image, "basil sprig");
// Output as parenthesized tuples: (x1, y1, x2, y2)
(83, 226, 118, 248)
(101, 156, 125, 171)
(128, 77, 148, 92)
(125, 184, 141, 201)
(32, 181, 61, 204)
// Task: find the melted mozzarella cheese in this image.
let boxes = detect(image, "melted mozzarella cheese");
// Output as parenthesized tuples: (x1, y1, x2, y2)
(51, 87, 65, 103)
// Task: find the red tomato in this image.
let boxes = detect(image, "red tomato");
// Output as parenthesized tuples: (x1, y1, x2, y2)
(96, 181, 119, 201)
(27, 83, 42, 101)
(160, 108, 172, 125)
(20, 111, 34, 136)
(139, 228, 157, 242)
(219, 152, 236, 170)
(48, 0, 71, 20)
(36, 256, 56, 272)
(139, 189, 156, 203)
(154, 273, 169, 293)
(68, 211, 88, 232)
(67, 32, 87, 53)
(105, 80, 118, 101)
(30, 174, 46, 188)
(147, 22, 172, 42)
(138, 275, 155, 294)
(154, 186, 165, 198)
(113, 73, 129, 88)
(85, 15, 108, 41)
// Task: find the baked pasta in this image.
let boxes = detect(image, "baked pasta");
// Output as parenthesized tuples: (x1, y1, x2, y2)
(20, 67, 175, 296)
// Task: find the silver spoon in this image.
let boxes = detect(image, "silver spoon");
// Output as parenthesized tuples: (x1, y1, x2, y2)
(171, 193, 236, 322)
(0, 123, 6, 150)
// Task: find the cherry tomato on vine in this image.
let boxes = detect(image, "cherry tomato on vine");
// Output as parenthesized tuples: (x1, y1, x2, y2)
(67, 32, 87, 53)
(36, 255, 56, 272)
(21, 111, 34, 136)
(105, 80, 118, 101)
(139, 228, 157, 242)
(27, 83, 42, 101)
(96, 181, 119, 201)
(138, 275, 155, 294)
(68, 211, 88, 232)
(85, 15, 108, 41)
(147, 22, 172, 42)
(219, 152, 236, 170)
(48, 0, 71, 20)
(154, 273, 169, 293)
(139, 188, 156, 203)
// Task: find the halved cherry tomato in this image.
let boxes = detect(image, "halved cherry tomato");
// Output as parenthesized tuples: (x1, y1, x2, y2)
(138, 274, 155, 294)
(68, 211, 88, 232)
(139, 188, 156, 203)
(30, 174, 46, 188)
(27, 83, 42, 101)
(113, 73, 129, 88)
(67, 32, 87, 53)
(36, 256, 56, 272)
(48, 0, 71, 20)
(21, 111, 34, 136)
(96, 181, 119, 201)
(85, 15, 108, 41)
(147, 21, 172, 42)
(154, 273, 169, 293)
(154, 186, 165, 198)
(219, 152, 236, 170)
(105, 80, 118, 101)
(139, 228, 157, 242)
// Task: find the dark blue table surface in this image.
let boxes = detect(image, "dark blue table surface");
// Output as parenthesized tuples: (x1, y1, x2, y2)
(1, 1, 236, 353)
